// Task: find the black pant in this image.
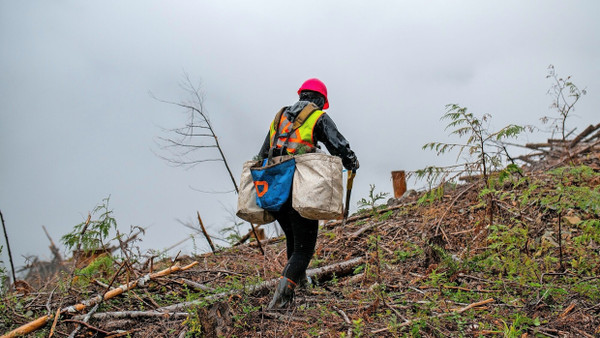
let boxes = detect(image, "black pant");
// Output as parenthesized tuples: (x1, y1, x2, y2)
(272, 198, 318, 284)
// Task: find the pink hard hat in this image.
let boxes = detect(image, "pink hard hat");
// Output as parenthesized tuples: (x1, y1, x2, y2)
(298, 78, 329, 109)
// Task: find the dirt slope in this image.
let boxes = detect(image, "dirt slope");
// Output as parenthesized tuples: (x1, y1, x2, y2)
(2, 140, 600, 337)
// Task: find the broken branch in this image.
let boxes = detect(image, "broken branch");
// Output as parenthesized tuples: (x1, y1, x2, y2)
(569, 123, 600, 148)
(2, 262, 198, 338)
(72, 311, 190, 321)
(197, 211, 216, 253)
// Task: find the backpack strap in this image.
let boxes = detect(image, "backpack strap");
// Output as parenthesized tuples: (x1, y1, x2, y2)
(267, 107, 287, 165)
(271, 107, 287, 133)
(268, 102, 320, 162)
(271, 103, 319, 134)
(292, 102, 319, 131)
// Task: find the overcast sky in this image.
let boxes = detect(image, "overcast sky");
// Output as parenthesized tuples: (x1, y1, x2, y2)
(1, 1, 599, 272)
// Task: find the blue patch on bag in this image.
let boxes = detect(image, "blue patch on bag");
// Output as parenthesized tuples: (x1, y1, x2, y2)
(250, 158, 296, 212)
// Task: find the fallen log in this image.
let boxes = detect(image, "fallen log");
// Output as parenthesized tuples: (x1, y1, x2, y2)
(524, 142, 552, 149)
(587, 130, 600, 143)
(306, 256, 364, 280)
(176, 278, 215, 292)
(569, 123, 600, 148)
(1, 262, 199, 338)
(158, 256, 365, 312)
(573, 139, 600, 157)
(73, 311, 190, 321)
(516, 152, 546, 162)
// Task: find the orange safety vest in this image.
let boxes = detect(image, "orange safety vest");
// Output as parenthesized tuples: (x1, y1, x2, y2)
(269, 103, 325, 154)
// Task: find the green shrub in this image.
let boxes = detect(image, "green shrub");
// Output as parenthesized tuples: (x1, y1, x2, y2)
(61, 196, 117, 253)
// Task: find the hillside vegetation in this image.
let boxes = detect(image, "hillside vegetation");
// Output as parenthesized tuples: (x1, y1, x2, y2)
(2, 126, 599, 337)
(2, 69, 599, 337)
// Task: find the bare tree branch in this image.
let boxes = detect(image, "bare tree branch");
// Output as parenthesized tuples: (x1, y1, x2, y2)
(153, 73, 266, 255)
(152, 74, 239, 193)
(0, 210, 17, 287)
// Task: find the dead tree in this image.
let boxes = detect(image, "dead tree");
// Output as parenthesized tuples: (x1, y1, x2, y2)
(0, 210, 17, 286)
(153, 74, 264, 254)
(153, 74, 238, 193)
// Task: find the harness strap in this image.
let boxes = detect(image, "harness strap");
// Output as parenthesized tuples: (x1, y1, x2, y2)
(292, 103, 319, 130)
(271, 103, 319, 135)
(269, 103, 319, 157)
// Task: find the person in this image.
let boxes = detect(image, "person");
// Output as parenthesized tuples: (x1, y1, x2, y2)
(257, 78, 359, 309)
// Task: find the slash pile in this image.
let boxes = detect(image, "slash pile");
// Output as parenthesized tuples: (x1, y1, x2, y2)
(2, 125, 600, 337)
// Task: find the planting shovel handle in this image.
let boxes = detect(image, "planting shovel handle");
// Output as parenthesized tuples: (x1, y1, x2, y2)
(341, 170, 356, 226)
(347, 170, 356, 190)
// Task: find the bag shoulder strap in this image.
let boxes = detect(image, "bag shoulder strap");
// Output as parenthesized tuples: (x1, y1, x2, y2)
(267, 107, 287, 165)
(272, 103, 319, 133)
(268, 103, 320, 163)
(271, 107, 287, 132)
(292, 102, 319, 131)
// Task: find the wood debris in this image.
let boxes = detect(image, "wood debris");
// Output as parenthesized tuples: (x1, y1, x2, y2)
(2, 122, 599, 336)
(518, 123, 600, 170)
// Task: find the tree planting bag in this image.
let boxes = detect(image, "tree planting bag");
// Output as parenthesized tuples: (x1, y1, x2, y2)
(250, 157, 296, 212)
(236, 160, 275, 224)
(292, 153, 344, 220)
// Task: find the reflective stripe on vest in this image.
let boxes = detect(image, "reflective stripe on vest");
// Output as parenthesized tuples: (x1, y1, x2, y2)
(269, 109, 325, 154)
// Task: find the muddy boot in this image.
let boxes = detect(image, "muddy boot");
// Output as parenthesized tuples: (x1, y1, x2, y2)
(297, 272, 312, 290)
(267, 277, 296, 310)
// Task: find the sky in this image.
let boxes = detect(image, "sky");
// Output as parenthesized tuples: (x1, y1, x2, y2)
(1, 1, 599, 274)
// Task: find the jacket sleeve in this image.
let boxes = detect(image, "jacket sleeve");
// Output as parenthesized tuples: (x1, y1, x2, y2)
(314, 113, 358, 170)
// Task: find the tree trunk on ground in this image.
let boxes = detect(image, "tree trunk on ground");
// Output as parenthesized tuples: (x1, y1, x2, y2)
(159, 256, 365, 312)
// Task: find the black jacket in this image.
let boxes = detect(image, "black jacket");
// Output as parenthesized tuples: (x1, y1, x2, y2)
(258, 101, 358, 170)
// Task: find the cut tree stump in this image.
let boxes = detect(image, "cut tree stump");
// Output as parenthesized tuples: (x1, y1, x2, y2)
(196, 301, 232, 338)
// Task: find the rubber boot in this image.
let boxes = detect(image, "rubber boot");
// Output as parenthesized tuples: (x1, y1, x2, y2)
(267, 277, 296, 310)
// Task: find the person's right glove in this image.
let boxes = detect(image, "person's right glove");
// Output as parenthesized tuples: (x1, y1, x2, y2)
(342, 153, 359, 171)
(352, 158, 360, 171)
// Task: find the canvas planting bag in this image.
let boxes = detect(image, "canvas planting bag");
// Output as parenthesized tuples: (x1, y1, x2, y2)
(292, 152, 344, 220)
(236, 160, 275, 224)
(250, 156, 296, 212)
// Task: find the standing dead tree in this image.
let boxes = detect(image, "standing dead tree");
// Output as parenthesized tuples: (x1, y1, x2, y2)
(153, 74, 238, 193)
(153, 75, 264, 254)
(0, 210, 17, 287)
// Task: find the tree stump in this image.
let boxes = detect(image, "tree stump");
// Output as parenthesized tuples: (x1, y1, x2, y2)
(197, 301, 232, 337)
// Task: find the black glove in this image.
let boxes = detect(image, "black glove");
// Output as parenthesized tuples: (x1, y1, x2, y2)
(352, 158, 360, 171)
(343, 154, 359, 171)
